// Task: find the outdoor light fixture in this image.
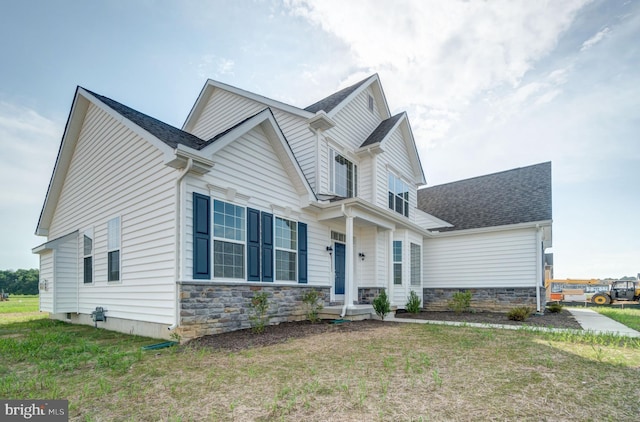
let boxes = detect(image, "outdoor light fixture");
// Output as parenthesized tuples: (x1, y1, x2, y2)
(358, 252, 365, 261)
(326, 246, 333, 253)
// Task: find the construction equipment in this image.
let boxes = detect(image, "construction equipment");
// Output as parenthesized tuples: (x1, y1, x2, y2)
(592, 280, 640, 305)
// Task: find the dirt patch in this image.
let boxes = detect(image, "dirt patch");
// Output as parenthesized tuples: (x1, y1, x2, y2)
(187, 309, 581, 352)
(394, 309, 582, 330)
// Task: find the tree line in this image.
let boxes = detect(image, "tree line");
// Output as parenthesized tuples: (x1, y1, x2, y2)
(0, 269, 39, 295)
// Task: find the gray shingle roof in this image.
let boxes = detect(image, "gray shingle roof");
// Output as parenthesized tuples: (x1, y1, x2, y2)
(417, 162, 552, 231)
(361, 113, 403, 147)
(304, 76, 371, 113)
(85, 89, 208, 150)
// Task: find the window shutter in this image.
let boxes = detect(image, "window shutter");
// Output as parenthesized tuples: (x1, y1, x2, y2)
(193, 193, 210, 279)
(298, 222, 308, 284)
(261, 212, 273, 282)
(247, 208, 261, 281)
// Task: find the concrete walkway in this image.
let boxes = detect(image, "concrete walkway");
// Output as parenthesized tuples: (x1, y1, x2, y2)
(383, 308, 640, 338)
(567, 307, 640, 337)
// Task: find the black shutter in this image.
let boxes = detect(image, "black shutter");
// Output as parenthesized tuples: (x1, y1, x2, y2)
(261, 212, 273, 282)
(247, 208, 261, 281)
(298, 222, 308, 284)
(192, 193, 210, 279)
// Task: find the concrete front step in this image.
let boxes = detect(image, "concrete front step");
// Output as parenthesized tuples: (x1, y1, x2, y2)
(319, 304, 375, 321)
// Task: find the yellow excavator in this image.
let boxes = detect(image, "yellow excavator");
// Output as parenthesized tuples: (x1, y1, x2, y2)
(591, 280, 640, 305)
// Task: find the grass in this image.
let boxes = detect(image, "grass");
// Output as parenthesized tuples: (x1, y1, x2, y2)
(593, 307, 640, 331)
(0, 294, 44, 323)
(2, 314, 640, 421)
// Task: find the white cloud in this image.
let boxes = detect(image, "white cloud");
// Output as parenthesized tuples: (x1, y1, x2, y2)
(285, 0, 590, 160)
(195, 54, 236, 78)
(580, 27, 611, 51)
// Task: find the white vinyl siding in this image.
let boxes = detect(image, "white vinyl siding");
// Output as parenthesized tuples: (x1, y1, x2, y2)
(46, 103, 177, 324)
(54, 232, 79, 313)
(187, 89, 318, 191)
(325, 87, 382, 151)
(184, 124, 330, 287)
(38, 251, 54, 312)
(424, 229, 538, 288)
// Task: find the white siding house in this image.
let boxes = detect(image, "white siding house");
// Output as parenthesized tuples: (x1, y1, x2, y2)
(34, 75, 552, 340)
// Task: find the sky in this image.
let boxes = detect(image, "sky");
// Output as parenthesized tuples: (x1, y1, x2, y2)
(0, 0, 638, 279)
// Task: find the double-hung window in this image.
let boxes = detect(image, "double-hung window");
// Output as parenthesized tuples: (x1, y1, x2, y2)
(330, 149, 357, 198)
(213, 200, 245, 279)
(393, 240, 402, 285)
(410, 243, 421, 286)
(83, 229, 93, 284)
(275, 217, 297, 281)
(107, 217, 120, 282)
(388, 173, 410, 217)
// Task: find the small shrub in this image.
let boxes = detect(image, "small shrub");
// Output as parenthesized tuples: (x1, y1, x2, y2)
(546, 302, 563, 313)
(448, 290, 472, 314)
(507, 306, 533, 321)
(372, 289, 391, 320)
(302, 289, 324, 323)
(249, 292, 271, 333)
(406, 291, 422, 314)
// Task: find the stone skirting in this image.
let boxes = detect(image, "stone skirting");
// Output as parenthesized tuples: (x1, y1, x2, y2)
(422, 287, 545, 312)
(358, 287, 385, 304)
(178, 283, 330, 340)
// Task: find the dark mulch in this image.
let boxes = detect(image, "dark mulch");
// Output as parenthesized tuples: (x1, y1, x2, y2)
(187, 319, 391, 352)
(394, 309, 582, 330)
(187, 309, 582, 352)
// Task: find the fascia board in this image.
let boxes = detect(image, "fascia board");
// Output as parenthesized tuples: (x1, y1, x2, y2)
(35, 88, 89, 236)
(183, 79, 314, 132)
(398, 117, 427, 185)
(80, 88, 175, 156)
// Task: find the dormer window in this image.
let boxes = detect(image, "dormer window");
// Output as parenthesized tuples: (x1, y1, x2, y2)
(330, 149, 357, 198)
(388, 173, 409, 217)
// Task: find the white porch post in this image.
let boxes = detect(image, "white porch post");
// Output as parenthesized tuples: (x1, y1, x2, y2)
(345, 213, 354, 308)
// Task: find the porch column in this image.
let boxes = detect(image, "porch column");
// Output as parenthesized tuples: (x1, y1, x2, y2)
(345, 213, 354, 308)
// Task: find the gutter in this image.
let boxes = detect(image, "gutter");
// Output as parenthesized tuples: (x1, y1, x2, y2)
(169, 158, 193, 331)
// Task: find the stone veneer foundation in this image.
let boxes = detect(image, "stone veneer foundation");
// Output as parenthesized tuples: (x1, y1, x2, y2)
(358, 287, 386, 304)
(422, 287, 544, 312)
(178, 282, 330, 340)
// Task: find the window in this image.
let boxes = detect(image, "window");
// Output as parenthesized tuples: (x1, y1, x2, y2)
(368, 94, 374, 112)
(330, 149, 357, 198)
(388, 173, 410, 217)
(107, 217, 120, 282)
(331, 231, 346, 243)
(410, 243, 421, 286)
(275, 217, 297, 281)
(213, 200, 245, 279)
(393, 240, 402, 285)
(83, 229, 93, 284)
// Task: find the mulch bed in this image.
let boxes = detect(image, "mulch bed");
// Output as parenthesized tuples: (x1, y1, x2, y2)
(187, 319, 389, 352)
(394, 309, 582, 330)
(187, 309, 581, 352)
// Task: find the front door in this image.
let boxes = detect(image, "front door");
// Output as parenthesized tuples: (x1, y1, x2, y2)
(334, 243, 345, 295)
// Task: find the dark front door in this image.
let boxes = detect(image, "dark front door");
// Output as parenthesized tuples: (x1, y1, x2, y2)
(334, 243, 345, 295)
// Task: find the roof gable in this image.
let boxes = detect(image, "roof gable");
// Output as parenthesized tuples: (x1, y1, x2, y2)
(417, 162, 552, 231)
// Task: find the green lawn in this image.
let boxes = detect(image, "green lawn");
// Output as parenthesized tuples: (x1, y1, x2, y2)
(0, 294, 44, 323)
(2, 316, 640, 421)
(593, 307, 640, 331)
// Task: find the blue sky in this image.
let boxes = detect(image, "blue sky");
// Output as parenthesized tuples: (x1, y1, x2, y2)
(0, 0, 638, 279)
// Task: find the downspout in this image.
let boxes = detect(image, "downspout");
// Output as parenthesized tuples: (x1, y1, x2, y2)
(169, 157, 193, 331)
(535, 225, 543, 313)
